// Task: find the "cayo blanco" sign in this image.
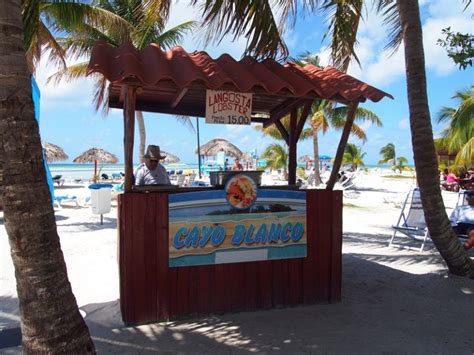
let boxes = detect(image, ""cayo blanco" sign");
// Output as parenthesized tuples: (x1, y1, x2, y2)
(205, 90, 252, 125)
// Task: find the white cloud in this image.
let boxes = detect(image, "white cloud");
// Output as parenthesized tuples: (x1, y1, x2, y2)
(345, 0, 473, 86)
(34, 53, 96, 112)
(365, 47, 406, 86)
(423, 16, 473, 75)
(398, 118, 410, 130)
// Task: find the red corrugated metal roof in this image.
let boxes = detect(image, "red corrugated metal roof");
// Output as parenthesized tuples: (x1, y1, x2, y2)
(88, 41, 393, 103)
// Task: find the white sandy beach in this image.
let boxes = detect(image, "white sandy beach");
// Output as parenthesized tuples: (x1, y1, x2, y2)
(1, 171, 473, 353)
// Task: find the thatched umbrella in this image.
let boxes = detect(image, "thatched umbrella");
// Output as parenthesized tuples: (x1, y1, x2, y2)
(161, 151, 180, 164)
(42, 142, 68, 162)
(241, 152, 253, 161)
(196, 138, 242, 158)
(73, 148, 118, 182)
(298, 154, 313, 163)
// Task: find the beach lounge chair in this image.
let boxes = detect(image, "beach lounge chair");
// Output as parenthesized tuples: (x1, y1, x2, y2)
(54, 194, 80, 209)
(389, 187, 429, 252)
(52, 175, 65, 186)
(185, 173, 196, 186)
(176, 174, 186, 187)
(111, 173, 122, 181)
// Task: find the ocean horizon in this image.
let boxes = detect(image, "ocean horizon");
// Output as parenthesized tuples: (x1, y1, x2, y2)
(48, 162, 413, 180)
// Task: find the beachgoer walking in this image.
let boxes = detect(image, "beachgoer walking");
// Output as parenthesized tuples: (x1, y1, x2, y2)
(134, 145, 171, 185)
(224, 158, 229, 171)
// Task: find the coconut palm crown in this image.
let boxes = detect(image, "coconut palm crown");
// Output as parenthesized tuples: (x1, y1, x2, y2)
(436, 86, 474, 167)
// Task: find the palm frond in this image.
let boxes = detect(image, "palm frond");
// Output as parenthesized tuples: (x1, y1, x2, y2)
(333, 106, 383, 126)
(320, 0, 363, 70)
(261, 143, 288, 170)
(152, 21, 196, 50)
(376, 0, 403, 55)
(192, 0, 289, 60)
(173, 115, 196, 133)
(37, 20, 67, 70)
(47, 61, 89, 85)
(454, 137, 474, 166)
(349, 122, 367, 141)
(437, 106, 456, 124)
(300, 127, 313, 140)
(41, 1, 133, 38)
(379, 142, 396, 164)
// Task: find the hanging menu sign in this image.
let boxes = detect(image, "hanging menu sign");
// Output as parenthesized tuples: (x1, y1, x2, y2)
(205, 90, 252, 125)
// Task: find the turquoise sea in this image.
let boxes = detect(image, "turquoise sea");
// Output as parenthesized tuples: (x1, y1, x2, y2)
(48, 162, 408, 181)
(48, 163, 198, 180)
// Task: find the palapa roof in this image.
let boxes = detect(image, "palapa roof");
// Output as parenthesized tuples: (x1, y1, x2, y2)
(73, 148, 118, 163)
(298, 155, 313, 163)
(42, 142, 68, 162)
(87, 42, 393, 120)
(197, 139, 242, 158)
(161, 151, 180, 164)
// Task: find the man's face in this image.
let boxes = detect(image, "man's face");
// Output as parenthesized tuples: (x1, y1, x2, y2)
(145, 158, 159, 170)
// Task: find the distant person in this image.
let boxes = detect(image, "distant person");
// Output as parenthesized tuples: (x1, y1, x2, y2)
(134, 145, 171, 185)
(440, 168, 448, 182)
(224, 158, 229, 171)
(306, 161, 314, 173)
(232, 158, 243, 171)
(444, 170, 459, 191)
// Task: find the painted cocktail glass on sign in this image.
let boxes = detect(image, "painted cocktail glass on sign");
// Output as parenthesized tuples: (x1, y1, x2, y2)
(169, 188, 307, 267)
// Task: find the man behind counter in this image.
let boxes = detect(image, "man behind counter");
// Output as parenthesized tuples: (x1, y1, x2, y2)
(134, 145, 171, 185)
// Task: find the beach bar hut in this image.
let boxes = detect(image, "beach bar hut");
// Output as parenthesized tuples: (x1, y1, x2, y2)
(88, 41, 392, 324)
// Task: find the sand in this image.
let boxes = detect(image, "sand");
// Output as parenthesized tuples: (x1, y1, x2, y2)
(1, 171, 473, 354)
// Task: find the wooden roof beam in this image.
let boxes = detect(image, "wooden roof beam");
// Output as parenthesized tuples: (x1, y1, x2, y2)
(263, 98, 307, 128)
(274, 119, 289, 145)
(295, 100, 313, 140)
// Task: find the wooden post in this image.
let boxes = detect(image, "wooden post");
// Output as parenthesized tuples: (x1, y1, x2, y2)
(326, 102, 359, 190)
(288, 108, 298, 185)
(124, 85, 137, 192)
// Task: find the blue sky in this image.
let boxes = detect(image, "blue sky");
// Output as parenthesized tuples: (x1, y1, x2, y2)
(35, 0, 473, 165)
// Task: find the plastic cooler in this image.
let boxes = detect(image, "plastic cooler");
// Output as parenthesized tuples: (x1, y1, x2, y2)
(88, 183, 113, 215)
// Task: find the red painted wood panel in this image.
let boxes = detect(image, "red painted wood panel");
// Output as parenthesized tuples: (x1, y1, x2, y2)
(118, 189, 342, 324)
(330, 191, 343, 303)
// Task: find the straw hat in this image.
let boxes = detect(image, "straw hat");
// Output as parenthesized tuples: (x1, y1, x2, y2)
(144, 145, 166, 160)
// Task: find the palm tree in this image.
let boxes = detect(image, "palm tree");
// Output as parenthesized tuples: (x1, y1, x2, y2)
(48, 0, 195, 162)
(396, 0, 474, 277)
(293, 53, 383, 184)
(393, 156, 409, 173)
(310, 100, 382, 183)
(437, 86, 474, 167)
(261, 143, 289, 180)
(342, 143, 366, 171)
(1, 1, 95, 352)
(379, 143, 396, 166)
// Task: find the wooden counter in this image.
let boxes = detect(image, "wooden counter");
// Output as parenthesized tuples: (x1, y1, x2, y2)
(118, 188, 342, 325)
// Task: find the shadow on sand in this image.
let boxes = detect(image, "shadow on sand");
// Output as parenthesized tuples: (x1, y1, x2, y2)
(2, 254, 474, 353)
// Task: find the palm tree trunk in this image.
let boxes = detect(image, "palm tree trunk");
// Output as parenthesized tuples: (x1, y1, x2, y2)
(326, 102, 358, 190)
(397, 0, 474, 277)
(0, 0, 96, 352)
(136, 110, 146, 163)
(312, 130, 323, 184)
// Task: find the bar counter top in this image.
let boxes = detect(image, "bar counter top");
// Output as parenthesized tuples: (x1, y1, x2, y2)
(132, 184, 302, 193)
